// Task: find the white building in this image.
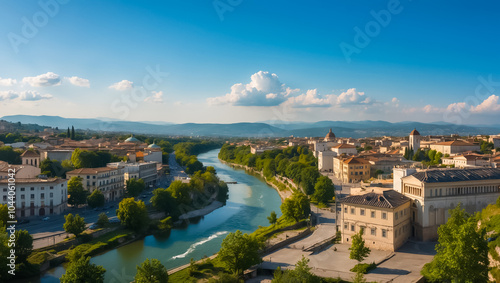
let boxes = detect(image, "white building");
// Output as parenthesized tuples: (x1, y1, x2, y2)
(318, 151, 336, 172)
(430, 140, 480, 155)
(442, 154, 492, 168)
(66, 167, 125, 202)
(108, 161, 159, 188)
(331, 143, 358, 156)
(0, 177, 68, 217)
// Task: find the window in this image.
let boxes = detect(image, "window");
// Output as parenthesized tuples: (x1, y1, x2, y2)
(21, 187, 25, 191)
(395, 213, 399, 220)
(31, 187, 34, 191)
(360, 209, 365, 216)
(344, 207, 348, 213)
(50, 193, 53, 198)
(430, 189, 432, 197)
(370, 228, 376, 236)
(344, 223, 348, 230)
(382, 229, 387, 237)
(382, 212, 387, 219)
(30, 194, 35, 199)
(2, 188, 6, 192)
(371, 211, 375, 218)
(41, 187, 44, 190)
(21, 195, 25, 199)
(351, 225, 355, 231)
(351, 208, 355, 215)
(41, 193, 44, 199)
(50, 186, 54, 190)
(2, 196, 6, 201)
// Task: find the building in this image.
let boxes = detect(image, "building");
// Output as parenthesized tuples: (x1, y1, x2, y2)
(441, 154, 492, 168)
(108, 161, 159, 188)
(318, 151, 336, 172)
(21, 150, 40, 168)
(409, 129, 421, 151)
(324, 128, 335, 142)
(0, 177, 68, 217)
(341, 189, 411, 251)
(430, 140, 480, 155)
(334, 157, 371, 183)
(331, 143, 358, 156)
(66, 167, 125, 201)
(393, 167, 417, 193)
(400, 168, 500, 241)
(39, 149, 74, 162)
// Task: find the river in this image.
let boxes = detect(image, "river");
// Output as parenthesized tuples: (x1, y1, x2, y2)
(38, 148, 282, 282)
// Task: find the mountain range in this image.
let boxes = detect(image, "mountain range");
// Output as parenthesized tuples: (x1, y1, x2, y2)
(2, 115, 500, 138)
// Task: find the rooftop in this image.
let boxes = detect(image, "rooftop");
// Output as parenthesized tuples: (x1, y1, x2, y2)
(432, 140, 477, 146)
(406, 168, 500, 183)
(67, 167, 114, 174)
(332, 144, 356, 149)
(20, 150, 39, 157)
(0, 177, 65, 184)
(342, 190, 410, 209)
(343, 157, 370, 164)
(410, 129, 420, 136)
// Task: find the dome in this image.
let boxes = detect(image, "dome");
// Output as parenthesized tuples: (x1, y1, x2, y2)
(324, 128, 336, 141)
(148, 141, 161, 148)
(125, 134, 141, 143)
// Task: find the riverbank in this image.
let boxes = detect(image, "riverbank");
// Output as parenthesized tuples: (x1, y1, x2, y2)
(178, 200, 224, 220)
(219, 159, 293, 201)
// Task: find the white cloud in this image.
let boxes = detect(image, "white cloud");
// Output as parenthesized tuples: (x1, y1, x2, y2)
(0, 77, 17, 86)
(22, 72, 61, 87)
(336, 88, 370, 105)
(207, 71, 289, 106)
(471, 95, 500, 113)
(66, 76, 90, 87)
(144, 91, 164, 103)
(0, 91, 19, 100)
(283, 89, 333, 108)
(422, 104, 441, 113)
(19, 91, 53, 101)
(109, 80, 133, 91)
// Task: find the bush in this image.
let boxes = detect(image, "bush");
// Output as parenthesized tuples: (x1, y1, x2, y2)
(350, 262, 376, 274)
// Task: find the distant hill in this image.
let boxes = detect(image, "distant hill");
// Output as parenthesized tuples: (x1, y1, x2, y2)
(2, 115, 499, 138)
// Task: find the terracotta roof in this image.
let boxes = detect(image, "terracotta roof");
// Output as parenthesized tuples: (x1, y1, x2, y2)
(342, 190, 410, 209)
(332, 144, 356, 149)
(432, 140, 477, 146)
(67, 167, 114, 175)
(410, 129, 420, 136)
(343, 157, 370, 164)
(407, 168, 500, 183)
(20, 150, 39, 157)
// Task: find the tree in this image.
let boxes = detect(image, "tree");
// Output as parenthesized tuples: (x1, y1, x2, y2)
(14, 230, 33, 262)
(0, 204, 8, 224)
(267, 211, 277, 226)
(421, 204, 489, 282)
(116, 198, 149, 231)
(311, 176, 335, 204)
(60, 256, 106, 283)
(87, 189, 105, 208)
(71, 126, 75, 140)
(63, 213, 86, 237)
(134, 258, 169, 283)
(167, 180, 191, 205)
(68, 176, 88, 207)
(280, 192, 311, 223)
(151, 188, 180, 219)
(126, 178, 145, 198)
(349, 228, 370, 263)
(300, 167, 320, 195)
(96, 213, 109, 228)
(352, 271, 367, 283)
(0, 223, 12, 281)
(272, 256, 320, 283)
(67, 127, 70, 138)
(40, 158, 65, 177)
(218, 230, 264, 275)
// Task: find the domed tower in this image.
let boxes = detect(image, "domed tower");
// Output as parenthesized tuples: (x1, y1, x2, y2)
(324, 128, 336, 142)
(125, 134, 140, 143)
(148, 140, 161, 149)
(409, 128, 421, 151)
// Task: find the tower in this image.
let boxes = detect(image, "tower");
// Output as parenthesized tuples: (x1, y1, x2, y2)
(409, 128, 421, 151)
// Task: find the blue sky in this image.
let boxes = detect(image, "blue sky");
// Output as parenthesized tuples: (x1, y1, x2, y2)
(0, 0, 499, 124)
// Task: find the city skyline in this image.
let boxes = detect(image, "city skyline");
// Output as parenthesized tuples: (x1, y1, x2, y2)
(1, 1, 500, 124)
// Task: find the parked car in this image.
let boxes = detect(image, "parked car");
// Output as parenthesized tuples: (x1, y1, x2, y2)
(42, 217, 50, 221)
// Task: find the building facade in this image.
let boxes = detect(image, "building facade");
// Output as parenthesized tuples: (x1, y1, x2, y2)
(66, 167, 125, 202)
(400, 168, 500, 241)
(334, 157, 371, 183)
(341, 190, 411, 251)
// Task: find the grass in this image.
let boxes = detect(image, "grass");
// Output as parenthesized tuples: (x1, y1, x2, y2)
(27, 249, 56, 265)
(250, 216, 298, 239)
(169, 257, 228, 282)
(67, 228, 133, 259)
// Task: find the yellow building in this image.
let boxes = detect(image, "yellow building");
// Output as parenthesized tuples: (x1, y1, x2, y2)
(341, 189, 412, 251)
(340, 157, 371, 183)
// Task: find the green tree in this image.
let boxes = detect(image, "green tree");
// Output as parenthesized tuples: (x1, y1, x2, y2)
(300, 167, 320, 195)
(134, 258, 169, 283)
(68, 176, 88, 207)
(151, 188, 180, 220)
(280, 192, 311, 222)
(126, 178, 145, 198)
(60, 256, 106, 283)
(349, 228, 371, 263)
(63, 213, 86, 237)
(0, 223, 12, 281)
(167, 180, 191, 205)
(71, 126, 75, 140)
(272, 256, 320, 283)
(67, 127, 70, 138)
(421, 204, 489, 282)
(311, 176, 335, 204)
(157, 216, 173, 232)
(352, 271, 367, 283)
(14, 230, 33, 263)
(116, 198, 149, 231)
(96, 213, 109, 228)
(0, 204, 8, 224)
(87, 189, 105, 208)
(267, 211, 277, 226)
(218, 230, 264, 275)
(208, 273, 242, 283)
(0, 146, 22, 164)
(40, 158, 65, 177)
